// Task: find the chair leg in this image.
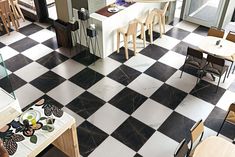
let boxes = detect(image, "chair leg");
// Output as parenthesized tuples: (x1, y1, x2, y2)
(124, 36, 128, 59)
(180, 64, 185, 78)
(217, 113, 228, 136)
(158, 15, 163, 38)
(162, 15, 166, 33)
(216, 76, 221, 92)
(1, 16, 10, 35)
(133, 34, 136, 55)
(233, 65, 235, 74)
(143, 27, 146, 47)
(16, 3, 25, 21)
(9, 13, 18, 31)
(117, 32, 120, 53)
(150, 24, 153, 44)
(223, 69, 228, 83)
(227, 62, 233, 78)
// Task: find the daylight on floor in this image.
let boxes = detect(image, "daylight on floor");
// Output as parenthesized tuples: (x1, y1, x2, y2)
(0, 0, 235, 157)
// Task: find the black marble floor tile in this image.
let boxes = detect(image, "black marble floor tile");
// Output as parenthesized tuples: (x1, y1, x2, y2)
(0, 42, 5, 48)
(109, 47, 135, 63)
(137, 30, 161, 42)
(144, 62, 177, 82)
(140, 44, 168, 60)
(112, 116, 155, 152)
(72, 49, 99, 66)
(57, 44, 87, 58)
(36, 51, 68, 69)
(19, 24, 43, 36)
(0, 27, 13, 36)
(77, 121, 109, 157)
(190, 80, 226, 105)
(9, 37, 38, 52)
(193, 26, 209, 36)
(179, 65, 200, 77)
(24, 94, 64, 111)
(150, 84, 187, 110)
(169, 18, 182, 26)
(37, 145, 67, 157)
(4, 54, 32, 72)
(0, 73, 26, 93)
(134, 153, 143, 157)
(228, 81, 235, 93)
(109, 88, 147, 114)
(205, 107, 235, 139)
(158, 111, 195, 143)
(107, 64, 141, 86)
(171, 41, 197, 56)
(30, 71, 65, 93)
(165, 27, 190, 40)
(42, 37, 60, 50)
(69, 68, 104, 90)
(66, 91, 105, 119)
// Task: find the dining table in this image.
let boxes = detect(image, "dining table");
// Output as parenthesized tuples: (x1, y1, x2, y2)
(193, 136, 235, 157)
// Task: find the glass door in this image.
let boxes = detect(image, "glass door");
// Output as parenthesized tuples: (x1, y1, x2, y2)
(184, 0, 225, 27)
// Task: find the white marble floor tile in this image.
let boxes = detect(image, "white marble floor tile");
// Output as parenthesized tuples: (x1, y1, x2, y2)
(0, 31, 26, 45)
(89, 136, 135, 157)
(216, 90, 235, 111)
(128, 73, 163, 97)
(183, 33, 204, 47)
(0, 46, 19, 61)
(138, 131, 179, 157)
(89, 57, 121, 76)
(15, 84, 44, 109)
(132, 99, 173, 130)
(52, 59, 86, 79)
(14, 62, 49, 82)
(88, 103, 129, 134)
(175, 95, 214, 122)
(29, 29, 55, 43)
(124, 54, 156, 72)
(166, 70, 197, 93)
(154, 35, 181, 50)
(47, 80, 85, 106)
(21, 44, 54, 61)
(88, 77, 125, 102)
(175, 21, 199, 32)
(158, 51, 185, 69)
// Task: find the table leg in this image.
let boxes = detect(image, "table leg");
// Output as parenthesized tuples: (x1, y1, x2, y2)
(52, 123, 80, 157)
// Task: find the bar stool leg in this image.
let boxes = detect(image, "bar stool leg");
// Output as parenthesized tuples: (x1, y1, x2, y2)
(162, 15, 166, 33)
(1, 16, 10, 35)
(150, 24, 153, 44)
(133, 34, 136, 55)
(117, 32, 120, 53)
(158, 15, 163, 38)
(124, 36, 128, 59)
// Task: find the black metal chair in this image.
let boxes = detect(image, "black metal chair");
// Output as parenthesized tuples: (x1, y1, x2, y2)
(174, 139, 189, 157)
(225, 31, 235, 78)
(203, 55, 229, 92)
(217, 103, 235, 136)
(180, 47, 206, 83)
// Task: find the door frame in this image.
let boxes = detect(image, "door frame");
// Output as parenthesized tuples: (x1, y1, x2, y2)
(183, 0, 226, 27)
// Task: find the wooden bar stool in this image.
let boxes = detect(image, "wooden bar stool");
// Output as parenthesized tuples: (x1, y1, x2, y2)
(153, 2, 170, 37)
(0, 0, 18, 35)
(137, 10, 155, 45)
(10, 0, 25, 22)
(117, 20, 138, 60)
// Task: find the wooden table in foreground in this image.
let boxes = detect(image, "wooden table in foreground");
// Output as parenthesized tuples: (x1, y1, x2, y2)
(193, 136, 235, 157)
(5, 104, 80, 157)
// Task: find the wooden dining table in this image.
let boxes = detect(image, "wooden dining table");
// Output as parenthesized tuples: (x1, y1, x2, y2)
(193, 136, 235, 157)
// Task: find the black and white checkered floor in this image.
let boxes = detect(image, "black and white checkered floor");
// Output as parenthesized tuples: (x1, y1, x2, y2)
(0, 19, 235, 157)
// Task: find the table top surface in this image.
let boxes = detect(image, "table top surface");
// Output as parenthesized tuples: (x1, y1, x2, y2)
(193, 136, 235, 157)
(198, 36, 235, 58)
(0, 100, 75, 157)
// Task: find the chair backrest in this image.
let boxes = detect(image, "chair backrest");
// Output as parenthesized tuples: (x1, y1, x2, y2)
(163, 2, 170, 15)
(226, 31, 235, 42)
(187, 47, 203, 59)
(0, 0, 11, 15)
(229, 103, 235, 112)
(127, 20, 138, 36)
(190, 119, 204, 144)
(207, 54, 225, 67)
(174, 139, 189, 157)
(207, 27, 224, 38)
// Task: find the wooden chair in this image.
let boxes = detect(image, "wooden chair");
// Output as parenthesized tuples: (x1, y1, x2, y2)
(188, 119, 204, 156)
(174, 139, 189, 157)
(153, 2, 170, 37)
(10, 0, 25, 22)
(117, 20, 138, 60)
(207, 27, 225, 38)
(137, 10, 155, 45)
(217, 103, 235, 136)
(0, 0, 18, 35)
(225, 31, 235, 78)
(203, 55, 229, 92)
(180, 47, 206, 83)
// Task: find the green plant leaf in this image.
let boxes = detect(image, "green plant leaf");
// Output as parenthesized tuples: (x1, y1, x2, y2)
(30, 135, 37, 144)
(39, 117, 47, 120)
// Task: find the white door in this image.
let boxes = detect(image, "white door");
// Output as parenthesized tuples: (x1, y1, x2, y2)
(183, 0, 225, 27)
